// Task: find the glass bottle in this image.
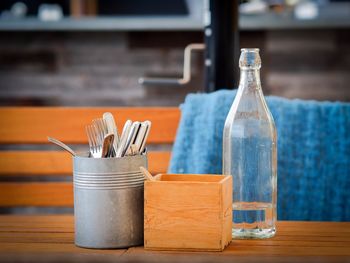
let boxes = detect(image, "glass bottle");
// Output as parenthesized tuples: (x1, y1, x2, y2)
(223, 48, 277, 239)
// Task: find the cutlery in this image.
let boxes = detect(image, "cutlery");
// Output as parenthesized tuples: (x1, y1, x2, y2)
(92, 118, 108, 145)
(133, 122, 148, 154)
(47, 136, 76, 156)
(115, 120, 132, 158)
(126, 144, 139, 156)
(101, 133, 114, 158)
(122, 121, 141, 157)
(130, 144, 139, 155)
(139, 120, 151, 154)
(86, 124, 102, 158)
(86, 120, 114, 158)
(103, 112, 119, 156)
(86, 117, 151, 158)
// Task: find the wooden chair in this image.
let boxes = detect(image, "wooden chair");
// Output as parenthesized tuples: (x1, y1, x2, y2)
(0, 107, 180, 209)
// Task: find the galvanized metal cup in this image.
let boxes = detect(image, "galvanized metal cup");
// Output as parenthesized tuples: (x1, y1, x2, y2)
(73, 154, 147, 249)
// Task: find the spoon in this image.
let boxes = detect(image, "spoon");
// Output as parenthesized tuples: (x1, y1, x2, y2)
(103, 112, 119, 153)
(102, 133, 114, 158)
(48, 137, 76, 156)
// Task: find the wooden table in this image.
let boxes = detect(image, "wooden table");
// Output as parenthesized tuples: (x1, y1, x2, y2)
(0, 215, 349, 263)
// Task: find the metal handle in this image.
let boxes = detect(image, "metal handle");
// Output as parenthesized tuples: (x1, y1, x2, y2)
(138, 43, 205, 86)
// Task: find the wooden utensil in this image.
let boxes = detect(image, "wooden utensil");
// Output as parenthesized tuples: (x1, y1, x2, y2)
(140, 166, 156, 181)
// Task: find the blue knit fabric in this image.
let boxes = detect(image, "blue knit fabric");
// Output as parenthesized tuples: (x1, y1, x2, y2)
(169, 90, 350, 221)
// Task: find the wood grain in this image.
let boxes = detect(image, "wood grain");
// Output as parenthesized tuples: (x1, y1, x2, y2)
(125, 246, 350, 263)
(0, 107, 180, 144)
(0, 151, 170, 176)
(144, 174, 232, 251)
(0, 107, 175, 208)
(0, 242, 125, 255)
(0, 215, 74, 233)
(221, 175, 233, 250)
(0, 183, 73, 206)
(0, 216, 349, 263)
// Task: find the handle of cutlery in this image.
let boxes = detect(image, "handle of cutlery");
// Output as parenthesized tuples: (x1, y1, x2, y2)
(103, 112, 120, 152)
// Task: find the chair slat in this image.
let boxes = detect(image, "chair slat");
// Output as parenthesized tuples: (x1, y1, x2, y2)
(0, 151, 171, 176)
(0, 107, 177, 208)
(0, 183, 73, 207)
(0, 107, 180, 144)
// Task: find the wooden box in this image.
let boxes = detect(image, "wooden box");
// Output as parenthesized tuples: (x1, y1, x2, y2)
(144, 174, 232, 251)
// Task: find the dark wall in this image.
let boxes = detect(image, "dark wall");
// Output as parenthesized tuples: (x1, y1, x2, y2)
(0, 29, 349, 107)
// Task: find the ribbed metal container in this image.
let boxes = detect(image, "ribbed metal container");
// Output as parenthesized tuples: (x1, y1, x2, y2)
(73, 154, 147, 249)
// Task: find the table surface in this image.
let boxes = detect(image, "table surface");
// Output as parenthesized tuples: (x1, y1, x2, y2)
(0, 215, 349, 263)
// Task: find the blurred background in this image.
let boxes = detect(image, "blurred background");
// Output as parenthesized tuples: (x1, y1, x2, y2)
(0, 0, 349, 107)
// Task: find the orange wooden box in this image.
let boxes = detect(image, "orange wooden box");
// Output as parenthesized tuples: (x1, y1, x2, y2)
(144, 174, 232, 252)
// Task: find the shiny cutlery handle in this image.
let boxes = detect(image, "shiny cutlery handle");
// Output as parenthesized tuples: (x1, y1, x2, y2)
(115, 120, 132, 158)
(103, 112, 119, 154)
(48, 137, 76, 156)
(139, 120, 151, 154)
(102, 134, 114, 158)
(133, 122, 148, 154)
(122, 122, 141, 157)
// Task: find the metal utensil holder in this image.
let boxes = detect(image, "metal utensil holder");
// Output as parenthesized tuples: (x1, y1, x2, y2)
(73, 154, 147, 249)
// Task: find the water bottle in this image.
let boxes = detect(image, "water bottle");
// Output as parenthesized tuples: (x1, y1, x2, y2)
(223, 48, 277, 239)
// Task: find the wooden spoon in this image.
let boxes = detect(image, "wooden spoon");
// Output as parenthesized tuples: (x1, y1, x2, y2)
(140, 166, 156, 181)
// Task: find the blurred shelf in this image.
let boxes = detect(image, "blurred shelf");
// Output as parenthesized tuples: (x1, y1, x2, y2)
(241, 13, 350, 31)
(0, 16, 203, 31)
(0, 13, 350, 32)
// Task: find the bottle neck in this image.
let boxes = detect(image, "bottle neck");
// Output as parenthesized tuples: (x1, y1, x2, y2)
(238, 68, 261, 92)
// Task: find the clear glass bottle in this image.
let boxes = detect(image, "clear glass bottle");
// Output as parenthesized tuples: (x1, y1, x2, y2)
(223, 48, 277, 239)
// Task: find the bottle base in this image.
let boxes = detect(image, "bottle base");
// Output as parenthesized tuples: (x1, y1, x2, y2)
(232, 227, 276, 239)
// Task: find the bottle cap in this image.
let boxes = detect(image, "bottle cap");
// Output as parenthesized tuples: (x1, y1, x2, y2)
(239, 48, 261, 70)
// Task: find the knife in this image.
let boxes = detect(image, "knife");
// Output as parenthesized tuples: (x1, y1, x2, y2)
(139, 120, 151, 154)
(115, 120, 132, 158)
(122, 121, 141, 157)
(133, 122, 148, 154)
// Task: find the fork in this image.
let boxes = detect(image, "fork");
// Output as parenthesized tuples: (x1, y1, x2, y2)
(93, 118, 115, 157)
(86, 124, 102, 158)
(86, 118, 115, 158)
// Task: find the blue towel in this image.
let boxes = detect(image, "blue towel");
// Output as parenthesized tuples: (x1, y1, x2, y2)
(169, 90, 350, 221)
